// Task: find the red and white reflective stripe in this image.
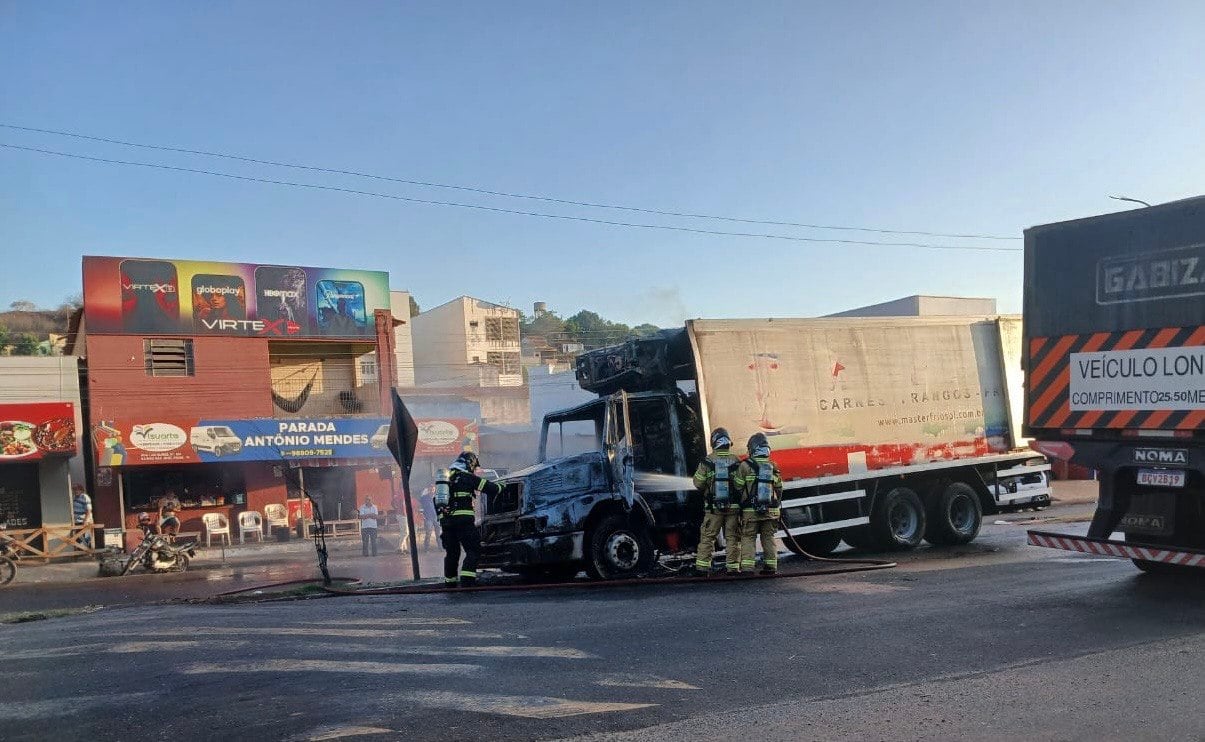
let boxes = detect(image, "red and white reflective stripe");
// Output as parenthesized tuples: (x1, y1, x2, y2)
(1028, 531, 1205, 568)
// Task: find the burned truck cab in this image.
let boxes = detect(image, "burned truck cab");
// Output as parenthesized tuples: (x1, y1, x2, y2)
(478, 331, 707, 579)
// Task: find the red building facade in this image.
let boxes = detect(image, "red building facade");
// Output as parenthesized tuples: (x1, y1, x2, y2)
(80, 256, 400, 545)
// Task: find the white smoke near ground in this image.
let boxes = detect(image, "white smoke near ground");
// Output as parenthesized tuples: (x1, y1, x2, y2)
(632, 471, 696, 492)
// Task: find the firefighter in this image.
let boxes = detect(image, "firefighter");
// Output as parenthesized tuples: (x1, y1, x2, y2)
(435, 451, 502, 587)
(689, 427, 743, 575)
(735, 432, 783, 575)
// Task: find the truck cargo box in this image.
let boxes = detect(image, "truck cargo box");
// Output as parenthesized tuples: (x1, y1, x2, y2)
(686, 317, 1025, 481)
(1023, 197, 1205, 439)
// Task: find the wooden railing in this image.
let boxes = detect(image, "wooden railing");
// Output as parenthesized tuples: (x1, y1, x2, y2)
(1, 525, 107, 562)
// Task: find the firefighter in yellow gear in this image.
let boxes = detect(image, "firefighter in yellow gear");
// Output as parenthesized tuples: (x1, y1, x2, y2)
(690, 427, 742, 575)
(734, 432, 783, 575)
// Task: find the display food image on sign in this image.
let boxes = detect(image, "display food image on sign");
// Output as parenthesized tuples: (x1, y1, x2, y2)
(0, 403, 78, 461)
(85, 256, 389, 339)
(92, 417, 392, 466)
(120, 258, 180, 332)
(1069, 346, 1205, 412)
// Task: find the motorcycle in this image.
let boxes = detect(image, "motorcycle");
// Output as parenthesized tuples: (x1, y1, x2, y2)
(0, 524, 19, 586)
(121, 522, 195, 575)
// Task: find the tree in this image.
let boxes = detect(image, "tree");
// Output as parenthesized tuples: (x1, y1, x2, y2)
(58, 293, 83, 313)
(10, 333, 38, 356)
(630, 323, 661, 338)
(8, 300, 36, 312)
(564, 310, 630, 347)
(408, 295, 420, 317)
(520, 309, 567, 340)
(0, 324, 9, 353)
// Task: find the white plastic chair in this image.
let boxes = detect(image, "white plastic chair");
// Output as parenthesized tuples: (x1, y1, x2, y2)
(263, 503, 289, 533)
(238, 511, 264, 544)
(201, 513, 232, 547)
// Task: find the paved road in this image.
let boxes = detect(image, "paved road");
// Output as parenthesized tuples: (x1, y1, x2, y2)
(2, 508, 1202, 741)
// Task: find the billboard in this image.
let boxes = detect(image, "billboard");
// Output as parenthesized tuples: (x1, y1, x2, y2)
(0, 403, 77, 462)
(83, 256, 391, 339)
(92, 417, 392, 466)
(415, 419, 478, 457)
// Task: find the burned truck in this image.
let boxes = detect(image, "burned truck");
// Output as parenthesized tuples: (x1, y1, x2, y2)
(479, 318, 1051, 580)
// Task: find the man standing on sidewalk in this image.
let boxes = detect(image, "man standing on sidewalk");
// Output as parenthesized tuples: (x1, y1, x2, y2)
(358, 496, 380, 557)
(72, 484, 93, 549)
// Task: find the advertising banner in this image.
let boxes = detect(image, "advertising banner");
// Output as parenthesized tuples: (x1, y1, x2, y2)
(92, 417, 392, 467)
(414, 419, 478, 457)
(83, 256, 391, 339)
(0, 403, 78, 462)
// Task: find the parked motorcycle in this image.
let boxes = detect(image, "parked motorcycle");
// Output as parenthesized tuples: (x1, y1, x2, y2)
(0, 524, 19, 586)
(121, 523, 195, 575)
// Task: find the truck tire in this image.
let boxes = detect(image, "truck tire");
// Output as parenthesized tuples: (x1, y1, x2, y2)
(925, 482, 982, 546)
(869, 487, 926, 551)
(841, 527, 875, 551)
(784, 530, 842, 557)
(586, 515, 654, 580)
(1125, 532, 1188, 575)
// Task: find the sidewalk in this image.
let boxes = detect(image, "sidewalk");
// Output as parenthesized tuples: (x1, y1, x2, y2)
(5, 531, 447, 587)
(1051, 479, 1099, 506)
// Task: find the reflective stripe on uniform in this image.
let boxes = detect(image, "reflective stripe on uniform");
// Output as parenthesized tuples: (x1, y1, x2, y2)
(459, 570, 477, 578)
(450, 509, 476, 517)
(695, 559, 711, 569)
(740, 560, 755, 568)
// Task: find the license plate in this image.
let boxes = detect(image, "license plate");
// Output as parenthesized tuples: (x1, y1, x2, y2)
(1137, 469, 1186, 488)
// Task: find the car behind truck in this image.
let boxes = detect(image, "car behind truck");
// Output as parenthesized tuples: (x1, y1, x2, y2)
(480, 316, 1051, 580)
(1023, 197, 1205, 572)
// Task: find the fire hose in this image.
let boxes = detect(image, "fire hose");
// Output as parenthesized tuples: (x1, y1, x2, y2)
(216, 516, 895, 599)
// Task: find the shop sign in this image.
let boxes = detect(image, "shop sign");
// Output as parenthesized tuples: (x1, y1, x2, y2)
(93, 417, 392, 466)
(415, 419, 478, 456)
(0, 403, 77, 462)
(83, 256, 390, 339)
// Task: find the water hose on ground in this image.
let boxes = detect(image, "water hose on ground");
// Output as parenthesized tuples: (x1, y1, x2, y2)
(216, 516, 895, 598)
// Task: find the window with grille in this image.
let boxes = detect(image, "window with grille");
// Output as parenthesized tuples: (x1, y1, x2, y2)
(485, 317, 502, 341)
(143, 339, 195, 377)
(501, 318, 519, 342)
(487, 351, 521, 375)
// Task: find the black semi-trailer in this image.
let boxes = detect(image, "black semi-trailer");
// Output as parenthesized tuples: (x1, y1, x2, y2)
(1023, 196, 1205, 572)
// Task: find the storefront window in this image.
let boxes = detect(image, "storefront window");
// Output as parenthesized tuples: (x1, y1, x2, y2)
(0, 464, 42, 528)
(122, 465, 247, 510)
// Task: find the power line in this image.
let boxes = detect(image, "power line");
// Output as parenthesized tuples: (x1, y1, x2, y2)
(0, 123, 1020, 241)
(0, 143, 1022, 254)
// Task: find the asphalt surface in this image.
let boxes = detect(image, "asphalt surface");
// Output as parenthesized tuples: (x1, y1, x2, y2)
(2, 504, 1202, 741)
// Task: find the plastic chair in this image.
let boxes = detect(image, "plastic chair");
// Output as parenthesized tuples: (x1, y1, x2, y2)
(201, 513, 232, 547)
(263, 503, 289, 533)
(238, 511, 264, 544)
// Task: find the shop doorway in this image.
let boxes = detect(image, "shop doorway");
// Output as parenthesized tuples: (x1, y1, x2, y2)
(300, 467, 356, 520)
(0, 463, 43, 528)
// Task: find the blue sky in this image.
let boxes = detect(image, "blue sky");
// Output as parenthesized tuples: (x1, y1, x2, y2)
(3, 1, 1204, 327)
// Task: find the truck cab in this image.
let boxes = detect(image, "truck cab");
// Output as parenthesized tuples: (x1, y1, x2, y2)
(478, 389, 705, 580)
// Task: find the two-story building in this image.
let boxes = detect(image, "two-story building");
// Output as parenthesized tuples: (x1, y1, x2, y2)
(77, 256, 399, 545)
(411, 297, 522, 388)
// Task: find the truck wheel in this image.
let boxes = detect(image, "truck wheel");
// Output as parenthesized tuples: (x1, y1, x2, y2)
(925, 482, 982, 546)
(870, 487, 926, 551)
(1125, 532, 1186, 575)
(841, 527, 875, 551)
(586, 515, 653, 580)
(784, 530, 842, 557)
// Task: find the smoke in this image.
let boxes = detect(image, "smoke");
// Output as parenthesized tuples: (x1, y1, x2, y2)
(633, 471, 696, 492)
(623, 285, 690, 327)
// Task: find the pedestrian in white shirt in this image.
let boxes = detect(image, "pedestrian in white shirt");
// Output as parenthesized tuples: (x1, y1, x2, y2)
(358, 497, 380, 557)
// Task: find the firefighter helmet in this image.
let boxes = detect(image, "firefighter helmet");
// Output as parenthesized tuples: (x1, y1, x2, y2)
(747, 432, 770, 457)
(710, 427, 732, 449)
